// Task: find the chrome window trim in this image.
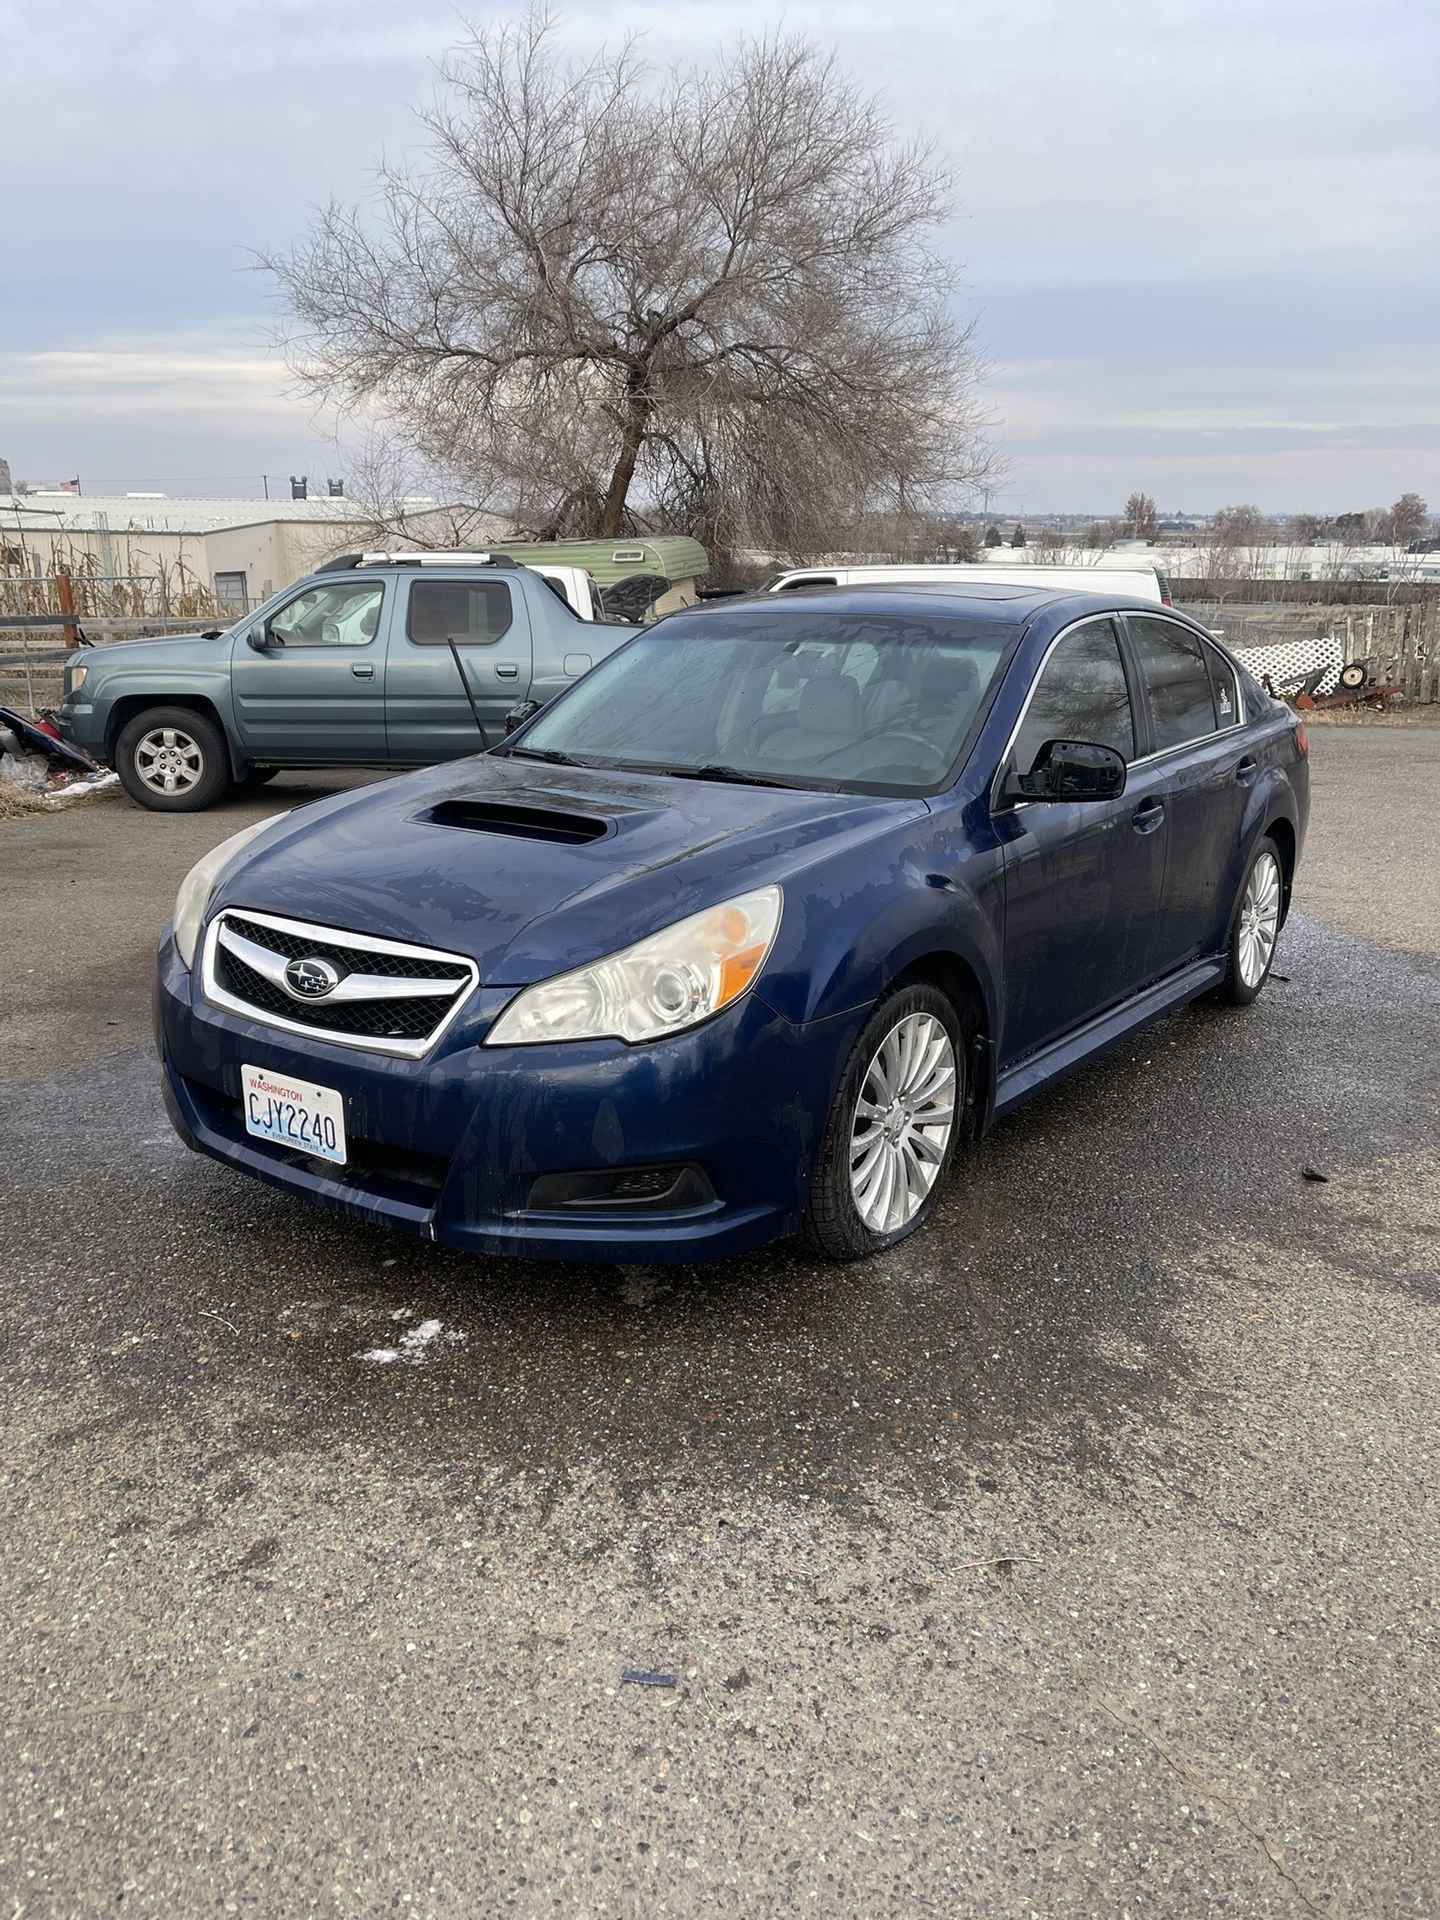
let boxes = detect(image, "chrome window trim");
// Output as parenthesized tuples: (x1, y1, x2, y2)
(200, 906, 479, 1059)
(992, 610, 1247, 812)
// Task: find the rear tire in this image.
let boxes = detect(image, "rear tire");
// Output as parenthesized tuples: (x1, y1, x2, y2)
(802, 983, 963, 1262)
(115, 706, 232, 812)
(1215, 835, 1284, 1006)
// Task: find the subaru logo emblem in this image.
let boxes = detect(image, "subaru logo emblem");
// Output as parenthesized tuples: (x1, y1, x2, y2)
(284, 956, 340, 999)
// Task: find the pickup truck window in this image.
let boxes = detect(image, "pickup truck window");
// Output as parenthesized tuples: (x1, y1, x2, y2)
(407, 580, 513, 647)
(269, 580, 384, 648)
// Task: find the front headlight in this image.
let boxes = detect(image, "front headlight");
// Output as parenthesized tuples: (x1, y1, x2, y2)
(172, 814, 290, 968)
(486, 885, 783, 1046)
(66, 663, 88, 695)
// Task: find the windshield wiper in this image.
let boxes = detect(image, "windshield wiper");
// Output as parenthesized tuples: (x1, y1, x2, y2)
(640, 762, 800, 790)
(500, 745, 585, 767)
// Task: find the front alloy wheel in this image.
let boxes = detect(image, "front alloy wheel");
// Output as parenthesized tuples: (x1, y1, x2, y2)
(115, 705, 232, 811)
(850, 1012, 957, 1233)
(804, 982, 964, 1261)
(135, 725, 205, 797)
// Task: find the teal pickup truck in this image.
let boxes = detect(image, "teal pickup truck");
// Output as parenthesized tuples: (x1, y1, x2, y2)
(57, 553, 639, 811)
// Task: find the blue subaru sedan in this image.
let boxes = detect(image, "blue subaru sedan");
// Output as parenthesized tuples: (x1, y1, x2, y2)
(156, 584, 1308, 1263)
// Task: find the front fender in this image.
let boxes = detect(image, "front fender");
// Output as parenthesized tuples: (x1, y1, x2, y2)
(756, 840, 1004, 1041)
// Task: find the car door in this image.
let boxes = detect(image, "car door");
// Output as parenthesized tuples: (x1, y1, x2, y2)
(384, 575, 534, 762)
(996, 616, 1171, 1063)
(1123, 614, 1251, 966)
(230, 575, 389, 762)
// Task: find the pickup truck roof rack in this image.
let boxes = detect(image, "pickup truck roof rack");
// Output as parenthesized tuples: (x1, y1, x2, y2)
(315, 551, 521, 572)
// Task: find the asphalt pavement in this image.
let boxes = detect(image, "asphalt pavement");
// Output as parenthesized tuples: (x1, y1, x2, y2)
(1, 728, 1436, 1918)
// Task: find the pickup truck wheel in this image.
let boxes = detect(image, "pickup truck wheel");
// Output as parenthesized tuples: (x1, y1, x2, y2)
(116, 707, 232, 812)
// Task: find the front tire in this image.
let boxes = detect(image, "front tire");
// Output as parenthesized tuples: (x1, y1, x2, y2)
(803, 983, 963, 1262)
(115, 706, 232, 812)
(1216, 835, 1284, 1005)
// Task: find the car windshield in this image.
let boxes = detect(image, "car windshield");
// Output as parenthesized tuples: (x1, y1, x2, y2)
(508, 610, 1013, 794)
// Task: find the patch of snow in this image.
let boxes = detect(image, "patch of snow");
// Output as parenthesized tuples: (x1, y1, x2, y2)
(354, 1314, 465, 1367)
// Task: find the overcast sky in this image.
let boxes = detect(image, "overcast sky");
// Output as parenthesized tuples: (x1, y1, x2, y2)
(3, 0, 1437, 514)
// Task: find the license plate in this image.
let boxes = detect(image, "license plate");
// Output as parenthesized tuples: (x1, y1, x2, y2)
(241, 1063, 347, 1165)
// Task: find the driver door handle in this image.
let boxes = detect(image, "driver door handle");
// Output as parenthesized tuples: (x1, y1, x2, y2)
(1132, 797, 1165, 833)
(495, 662, 519, 677)
(351, 663, 374, 679)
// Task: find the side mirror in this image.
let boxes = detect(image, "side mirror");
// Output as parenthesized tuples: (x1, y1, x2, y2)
(504, 699, 542, 736)
(1014, 738, 1127, 802)
(247, 623, 282, 651)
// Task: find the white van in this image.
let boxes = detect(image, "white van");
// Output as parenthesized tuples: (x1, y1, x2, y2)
(765, 562, 1172, 606)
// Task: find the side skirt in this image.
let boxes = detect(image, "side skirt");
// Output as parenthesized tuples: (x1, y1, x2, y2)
(993, 956, 1227, 1121)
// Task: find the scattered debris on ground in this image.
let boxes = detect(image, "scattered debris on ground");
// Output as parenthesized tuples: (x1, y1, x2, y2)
(0, 706, 119, 814)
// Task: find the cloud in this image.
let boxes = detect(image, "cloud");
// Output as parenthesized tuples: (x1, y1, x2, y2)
(2, 0, 1436, 508)
(0, 336, 296, 419)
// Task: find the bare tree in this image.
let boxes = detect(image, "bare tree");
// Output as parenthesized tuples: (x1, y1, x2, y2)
(262, 12, 995, 560)
(1391, 491, 1429, 548)
(1122, 491, 1158, 539)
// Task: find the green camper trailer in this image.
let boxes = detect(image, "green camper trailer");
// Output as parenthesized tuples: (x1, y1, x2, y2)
(486, 536, 709, 624)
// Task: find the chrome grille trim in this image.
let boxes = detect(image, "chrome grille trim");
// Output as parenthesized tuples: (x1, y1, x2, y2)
(200, 907, 480, 1058)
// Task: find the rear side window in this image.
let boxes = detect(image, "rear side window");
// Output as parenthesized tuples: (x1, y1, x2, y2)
(1013, 618, 1136, 774)
(1128, 617, 1218, 751)
(407, 580, 513, 646)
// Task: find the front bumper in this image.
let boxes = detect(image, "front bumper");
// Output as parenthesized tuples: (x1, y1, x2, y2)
(55, 698, 107, 764)
(156, 933, 863, 1263)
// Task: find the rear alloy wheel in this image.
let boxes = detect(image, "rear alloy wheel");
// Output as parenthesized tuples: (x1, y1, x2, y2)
(1217, 836, 1284, 1005)
(115, 705, 232, 812)
(803, 983, 963, 1261)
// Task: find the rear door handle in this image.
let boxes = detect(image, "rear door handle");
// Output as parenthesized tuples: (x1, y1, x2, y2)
(495, 662, 519, 678)
(1132, 797, 1165, 833)
(351, 663, 374, 679)
(1234, 755, 1258, 786)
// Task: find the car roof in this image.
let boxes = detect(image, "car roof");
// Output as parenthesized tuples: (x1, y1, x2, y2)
(707, 582, 1156, 626)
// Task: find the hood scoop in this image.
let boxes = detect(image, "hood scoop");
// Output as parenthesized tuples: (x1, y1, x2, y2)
(421, 797, 610, 846)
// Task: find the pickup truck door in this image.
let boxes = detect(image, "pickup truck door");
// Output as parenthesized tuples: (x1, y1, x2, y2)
(230, 576, 389, 762)
(384, 575, 533, 761)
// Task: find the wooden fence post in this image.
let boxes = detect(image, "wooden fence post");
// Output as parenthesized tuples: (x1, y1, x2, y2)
(56, 567, 79, 651)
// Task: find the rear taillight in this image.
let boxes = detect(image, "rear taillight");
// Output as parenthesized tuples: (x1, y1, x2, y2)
(1161, 593, 1172, 606)
(1295, 722, 1309, 757)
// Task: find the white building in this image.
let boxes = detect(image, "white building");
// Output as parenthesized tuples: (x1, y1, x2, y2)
(976, 541, 1440, 586)
(0, 493, 378, 614)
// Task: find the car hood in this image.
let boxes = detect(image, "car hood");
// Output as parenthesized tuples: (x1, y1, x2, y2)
(216, 755, 925, 985)
(86, 630, 228, 668)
